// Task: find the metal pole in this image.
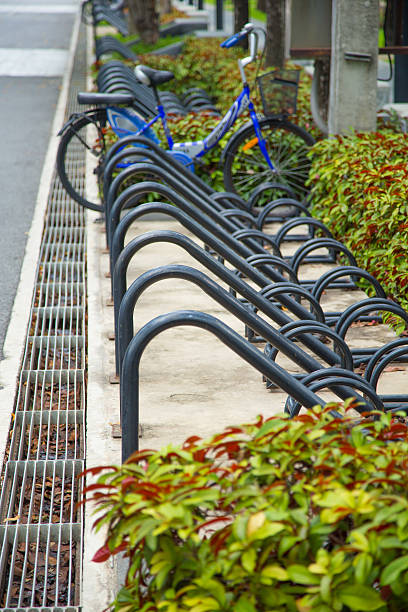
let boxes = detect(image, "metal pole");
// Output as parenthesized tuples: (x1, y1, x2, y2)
(394, 1, 408, 101)
(216, 0, 223, 30)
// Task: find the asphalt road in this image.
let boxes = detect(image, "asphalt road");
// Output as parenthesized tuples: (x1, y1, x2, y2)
(0, 0, 79, 359)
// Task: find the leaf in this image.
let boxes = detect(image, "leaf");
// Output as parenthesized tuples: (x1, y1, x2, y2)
(261, 565, 289, 581)
(353, 553, 373, 584)
(287, 565, 321, 585)
(380, 554, 408, 585)
(246, 511, 265, 537)
(235, 596, 257, 612)
(241, 548, 257, 573)
(92, 544, 111, 563)
(279, 535, 299, 556)
(337, 584, 384, 610)
(350, 530, 370, 552)
(248, 521, 285, 541)
(320, 574, 332, 604)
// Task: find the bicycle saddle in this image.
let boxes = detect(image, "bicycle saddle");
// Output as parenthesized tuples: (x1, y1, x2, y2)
(77, 92, 135, 106)
(135, 64, 174, 87)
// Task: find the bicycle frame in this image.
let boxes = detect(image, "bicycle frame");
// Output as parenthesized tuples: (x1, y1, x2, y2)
(106, 84, 275, 170)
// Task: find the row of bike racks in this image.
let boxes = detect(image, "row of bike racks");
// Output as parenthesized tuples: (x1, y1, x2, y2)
(82, 0, 129, 35)
(97, 60, 220, 116)
(95, 135, 408, 462)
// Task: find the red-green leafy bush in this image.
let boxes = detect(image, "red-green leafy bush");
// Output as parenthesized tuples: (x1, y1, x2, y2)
(84, 405, 408, 611)
(307, 131, 408, 319)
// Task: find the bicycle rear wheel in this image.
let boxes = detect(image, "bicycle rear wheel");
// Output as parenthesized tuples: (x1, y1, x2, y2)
(56, 109, 107, 212)
(223, 117, 315, 202)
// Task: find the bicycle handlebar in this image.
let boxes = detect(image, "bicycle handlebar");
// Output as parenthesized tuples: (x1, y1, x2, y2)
(221, 23, 254, 48)
(221, 31, 249, 48)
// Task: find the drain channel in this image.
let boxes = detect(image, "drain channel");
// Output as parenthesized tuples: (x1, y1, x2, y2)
(0, 21, 88, 612)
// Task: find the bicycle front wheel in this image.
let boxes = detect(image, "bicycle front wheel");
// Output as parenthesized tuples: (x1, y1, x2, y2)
(223, 117, 315, 202)
(56, 109, 107, 212)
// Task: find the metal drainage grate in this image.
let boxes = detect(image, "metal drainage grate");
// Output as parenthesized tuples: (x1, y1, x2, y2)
(6, 411, 85, 463)
(0, 524, 81, 608)
(16, 371, 85, 413)
(0, 20, 89, 612)
(0, 461, 83, 525)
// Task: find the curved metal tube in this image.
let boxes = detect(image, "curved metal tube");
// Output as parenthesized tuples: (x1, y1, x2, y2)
(112, 230, 376, 408)
(117, 264, 333, 376)
(257, 199, 311, 231)
(334, 298, 408, 339)
(264, 320, 354, 371)
(368, 345, 408, 391)
(104, 152, 217, 221)
(364, 338, 408, 381)
(107, 180, 254, 253)
(104, 157, 234, 231)
(260, 283, 325, 323)
(285, 368, 383, 416)
(311, 266, 386, 302)
(211, 192, 250, 210)
(232, 229, 282, 257)
(221, 210, 256, 226)
(112, 204, 324, 330)
(291, 238, 357, 274)
(247, 183, 298, 211)
(112, 228, 328, 372)
(245, 254, 299, 285)
(103, 135, 214, 199)
(274, 217, 333, 247)
(120, 309, 324, 461)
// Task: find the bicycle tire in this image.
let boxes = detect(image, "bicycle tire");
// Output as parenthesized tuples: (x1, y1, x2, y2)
(56, 109, 107, 212)
(223, 117, 315, 202)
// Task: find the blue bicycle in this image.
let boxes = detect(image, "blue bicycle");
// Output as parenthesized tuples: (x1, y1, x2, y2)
(57, 23, 314, 212)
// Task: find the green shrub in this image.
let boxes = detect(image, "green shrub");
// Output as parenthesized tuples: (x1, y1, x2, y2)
(84, 404, 408, 611)
(307, 131, 408, 319)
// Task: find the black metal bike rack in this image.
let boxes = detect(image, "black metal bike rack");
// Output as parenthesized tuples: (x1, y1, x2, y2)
(111, 223, 389, 418)
(284, 367, 385, 417)
(119, 309, 326, 461)
(117, 264, 338, 377)
(95, 36, 139, 61)
(311, 266, 387, 324)
(364, 339, 408, 409)
(92, 112, 408, 465)
(256, 199, 311, 232)
(110, 202, 339, 330)
(90, 0, 129, 35)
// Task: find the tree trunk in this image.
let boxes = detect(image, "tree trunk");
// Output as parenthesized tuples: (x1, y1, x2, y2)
(315, 57, 330, 124)
(234, 0, 249, 48)
(159, 0, 172, 16)
(257, 0, 266, 13)
(265, 0, 285, 68)
(126, 0, 159, 43)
